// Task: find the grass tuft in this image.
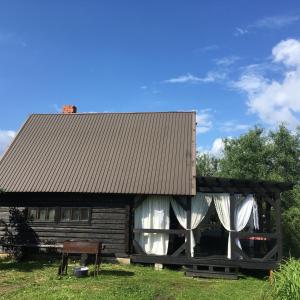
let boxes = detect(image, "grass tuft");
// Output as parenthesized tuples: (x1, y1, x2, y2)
(270, 258, 300, 300)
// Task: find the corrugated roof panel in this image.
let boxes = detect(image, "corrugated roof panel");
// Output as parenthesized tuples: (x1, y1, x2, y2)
(0, 112, 196, 195)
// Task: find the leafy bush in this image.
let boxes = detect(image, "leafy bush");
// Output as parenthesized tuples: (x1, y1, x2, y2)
(270, 258, 300, 300)
(282, 207, 300, 258)
(0, 207, 40, 261)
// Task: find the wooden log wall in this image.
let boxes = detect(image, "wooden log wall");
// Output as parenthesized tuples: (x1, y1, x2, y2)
(0, 193, 133, 257)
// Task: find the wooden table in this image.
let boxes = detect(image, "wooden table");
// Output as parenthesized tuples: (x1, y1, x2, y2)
(58, 240, 103, 277)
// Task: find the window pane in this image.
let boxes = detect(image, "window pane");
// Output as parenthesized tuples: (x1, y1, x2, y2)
(72, 208, 80, 221)
(29, 208, 37, 220)
(61, 208, 71, 221)
(81, 208, 89, 221)
(39, 208, 46, 221)
(48, 208, 56, 221)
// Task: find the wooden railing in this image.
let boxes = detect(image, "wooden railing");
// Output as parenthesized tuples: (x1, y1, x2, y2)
(231, 231, 279, 262)
(132, 229, 187, 257)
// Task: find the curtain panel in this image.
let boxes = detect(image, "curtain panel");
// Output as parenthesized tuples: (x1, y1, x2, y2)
(213, 194, 232, 258)
(134, 196, 171, 255)
(171, 193, 212, 257)
(235, 194, 259, 253)
(214, 193, 259, 259)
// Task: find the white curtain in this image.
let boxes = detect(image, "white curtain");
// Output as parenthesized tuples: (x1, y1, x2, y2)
(252, 199, 259, 230)
(235, 194, 259, 252)
(213, 193, 232, 258)
(214, 193, 259, 259)
(235, 194, 258, 231)
(134, 196, 171, 255)
(171, 193, 212, 257)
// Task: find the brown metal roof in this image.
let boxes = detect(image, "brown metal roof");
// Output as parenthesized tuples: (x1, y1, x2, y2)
(0, 112, 196, 195)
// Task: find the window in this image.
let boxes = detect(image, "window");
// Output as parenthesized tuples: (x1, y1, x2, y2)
(60, 208, 90, 222)
(28, 207, 90, 223)
(28, 207, 56, 222)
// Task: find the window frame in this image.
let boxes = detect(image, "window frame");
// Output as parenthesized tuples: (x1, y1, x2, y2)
(59, 207, 91, 224)
(27, 207, 91, 224)
(27, 207, 57, 223)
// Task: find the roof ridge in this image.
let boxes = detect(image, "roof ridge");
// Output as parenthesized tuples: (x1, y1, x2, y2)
(30, 111, 196, 116)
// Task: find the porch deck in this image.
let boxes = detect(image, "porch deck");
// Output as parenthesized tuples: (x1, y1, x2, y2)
(131, 254, 278, 270)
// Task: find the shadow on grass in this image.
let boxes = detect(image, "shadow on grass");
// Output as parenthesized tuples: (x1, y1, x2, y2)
(0, 259, 55, 272)
(239, 268, 269, 280)
(93, 269, 135, 277)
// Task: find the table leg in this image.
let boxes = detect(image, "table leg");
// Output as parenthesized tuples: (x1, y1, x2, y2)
(65, 255, 68, 275)
(58, 253, 64, 275)
(94, 254, 97, 277)
(97, 254, 99, 275)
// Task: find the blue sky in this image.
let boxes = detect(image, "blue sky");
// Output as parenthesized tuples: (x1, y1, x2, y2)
(0, 0, 300, 155)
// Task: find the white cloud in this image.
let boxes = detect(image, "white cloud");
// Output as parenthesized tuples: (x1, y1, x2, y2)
(164, 73, 203, 84)
(195, 44, 219, 53)
(196, 109, 213, 134)
(234, 15, 300, 37)
(201, 71, 226, 82)
(272, 39, 300, 66)
(0, 130, 16, 155)
(214, 56, 240, 66)
(210, 138, 225, 157)
(164, 72, 226, 84)
(140, 85, 147, 90)
(232, 73, 268, 95)
(219, 121, 250, 132)
(233, 38, 300, 128)
(198, 138, 225, 158)
(252, 15, 300, 29)
(234, 27, 249, 36)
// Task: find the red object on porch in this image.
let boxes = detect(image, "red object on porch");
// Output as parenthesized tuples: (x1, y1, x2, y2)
(241, 236, 270, 241)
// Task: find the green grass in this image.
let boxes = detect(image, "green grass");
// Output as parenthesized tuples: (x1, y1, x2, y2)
(0, 258, 271, 300)
(270, 258, 300, 299)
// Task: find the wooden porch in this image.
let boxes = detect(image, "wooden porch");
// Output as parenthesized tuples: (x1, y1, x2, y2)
(131, 177, 293, 276)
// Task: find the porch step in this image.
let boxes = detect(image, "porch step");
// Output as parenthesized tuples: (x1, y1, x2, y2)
(184, 265, 239, 280)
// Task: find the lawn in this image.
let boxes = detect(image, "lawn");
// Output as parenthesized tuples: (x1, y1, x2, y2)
(0, 258, 271, 300)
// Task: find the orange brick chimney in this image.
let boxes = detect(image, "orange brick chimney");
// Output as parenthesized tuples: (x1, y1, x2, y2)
(62, 105, 77, 114)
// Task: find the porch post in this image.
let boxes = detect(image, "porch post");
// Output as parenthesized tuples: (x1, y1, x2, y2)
(265, 201, 271, 233)
(186, 196, 192, 258)
(229, 193, 235, 260)
(274, 192, 283, 260)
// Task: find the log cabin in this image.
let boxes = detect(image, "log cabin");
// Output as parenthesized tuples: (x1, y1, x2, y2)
(0, 106, 292, 277)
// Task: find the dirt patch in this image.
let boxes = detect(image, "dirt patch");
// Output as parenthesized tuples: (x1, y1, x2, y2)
(0, 283, 22, 295)
(154, 294, 175, 300)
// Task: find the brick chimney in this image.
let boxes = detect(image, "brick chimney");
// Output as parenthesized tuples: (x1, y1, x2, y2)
(62, 105, 77, 114)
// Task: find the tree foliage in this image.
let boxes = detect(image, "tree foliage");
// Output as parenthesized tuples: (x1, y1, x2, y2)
(196, 153, 219, 177)
(217, 125, 300, 183)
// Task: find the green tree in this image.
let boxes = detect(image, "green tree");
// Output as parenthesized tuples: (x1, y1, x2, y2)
(196, 153, 219, 176)
(219, 127, 271, 180)
(268, 125, 300, 183)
